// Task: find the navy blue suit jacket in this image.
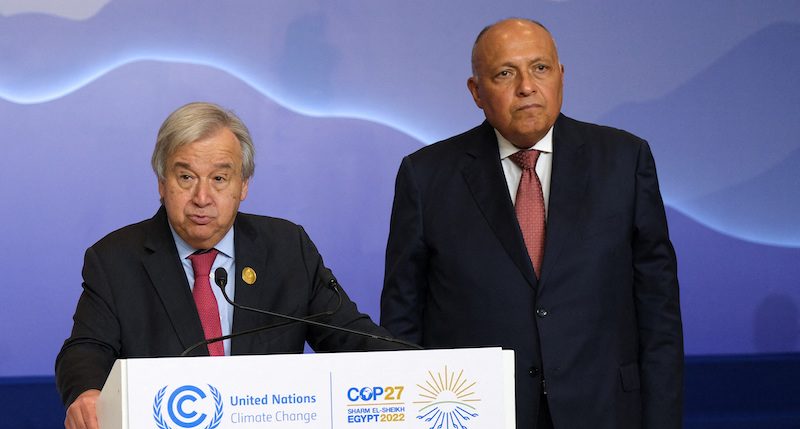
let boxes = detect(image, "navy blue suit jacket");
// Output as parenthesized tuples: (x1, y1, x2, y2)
(381, 115, 683, 429)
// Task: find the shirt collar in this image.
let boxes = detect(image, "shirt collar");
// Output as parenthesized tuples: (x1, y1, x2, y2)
(496, 126, 554, 160)
(169, 223, 235, 260)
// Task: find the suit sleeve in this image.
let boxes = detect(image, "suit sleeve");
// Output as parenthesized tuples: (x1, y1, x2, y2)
(297, 226, 404, 351)
(380, 156, 428, 344)
(55, 247, 122, 407)
(632, 141, 684, 429)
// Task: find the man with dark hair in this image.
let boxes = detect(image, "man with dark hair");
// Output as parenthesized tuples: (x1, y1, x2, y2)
(381, 19, 683, 429)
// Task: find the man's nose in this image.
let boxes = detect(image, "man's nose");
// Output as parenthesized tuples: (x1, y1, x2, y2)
(517, 72, 536, 96)
(192, 179, 212, 206)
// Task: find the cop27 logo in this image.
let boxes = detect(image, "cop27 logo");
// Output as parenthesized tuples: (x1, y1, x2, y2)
(414, 366, 480, 429)
(153, 385, 223, 429)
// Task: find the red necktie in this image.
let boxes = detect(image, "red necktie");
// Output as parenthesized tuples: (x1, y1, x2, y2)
(509, 150, 546, 278)
(188, 249, 224, 356)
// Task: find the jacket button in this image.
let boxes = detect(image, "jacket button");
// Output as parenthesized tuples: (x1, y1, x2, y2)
(536, 308, 548, 318)
(529, 367, 540, 377)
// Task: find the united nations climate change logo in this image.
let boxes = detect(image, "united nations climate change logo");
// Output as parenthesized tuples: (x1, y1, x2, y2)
(414, 366, 480, 429)
(153, 385, 223, 429)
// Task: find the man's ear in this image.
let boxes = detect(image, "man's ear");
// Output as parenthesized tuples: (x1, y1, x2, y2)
(467, 76, 483, 109)
(158, 178, 165, 199)
(239, 179, 249, 202)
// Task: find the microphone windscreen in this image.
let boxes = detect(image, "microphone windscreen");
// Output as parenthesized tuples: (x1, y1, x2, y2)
(214, 267, 228, 289)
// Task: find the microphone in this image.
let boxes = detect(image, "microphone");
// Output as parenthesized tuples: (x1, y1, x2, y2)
(213, 268, 422, 351)
(214, 267, 228, 291)
(180, 269, 342, 356)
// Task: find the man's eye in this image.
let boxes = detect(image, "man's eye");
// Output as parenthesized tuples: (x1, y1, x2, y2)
(497, 70, 512, 78)
(179, 175, 193, 181)
(214, 176, 227, 182)
(535, 64, 549, 72)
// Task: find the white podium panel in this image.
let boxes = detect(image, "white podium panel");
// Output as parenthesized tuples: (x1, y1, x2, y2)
(98, 347, 515, 429)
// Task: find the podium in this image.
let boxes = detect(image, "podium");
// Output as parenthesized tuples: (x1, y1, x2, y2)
(98, 347, 515, 429)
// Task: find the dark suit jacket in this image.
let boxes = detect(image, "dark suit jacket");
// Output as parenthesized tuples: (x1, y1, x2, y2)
(56, 207, 392, 407)
(381, 115, 683, 429)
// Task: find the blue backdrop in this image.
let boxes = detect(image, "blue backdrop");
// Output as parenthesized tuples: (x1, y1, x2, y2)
(1, 0, 798, 379)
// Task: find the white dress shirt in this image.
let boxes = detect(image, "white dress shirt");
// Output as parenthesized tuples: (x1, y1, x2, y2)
(496, 127, 554, 219)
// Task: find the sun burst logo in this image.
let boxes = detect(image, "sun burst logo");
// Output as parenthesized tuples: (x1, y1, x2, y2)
(413, 366, 480, 429)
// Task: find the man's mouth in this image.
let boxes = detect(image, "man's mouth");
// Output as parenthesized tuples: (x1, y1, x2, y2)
(516, 103, 542, 111)
(188, 214, 213, 225)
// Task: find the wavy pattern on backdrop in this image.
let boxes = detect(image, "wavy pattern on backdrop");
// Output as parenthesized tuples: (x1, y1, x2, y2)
(602, 22, 800, 247)
(3, 6, 798, 248)
(1, 1, 798, 377)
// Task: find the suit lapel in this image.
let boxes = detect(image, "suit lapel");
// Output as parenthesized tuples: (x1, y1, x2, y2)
(461, 122, 538, 288)
(539, 115, 589, 287)
(229, 214, 271, 354)
(142, 207, 207, 354)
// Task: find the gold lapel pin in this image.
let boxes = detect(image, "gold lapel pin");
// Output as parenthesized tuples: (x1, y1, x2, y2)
(242, 267, 257, 285)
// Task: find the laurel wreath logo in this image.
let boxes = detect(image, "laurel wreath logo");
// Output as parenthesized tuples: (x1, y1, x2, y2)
(153, 385, 223, 429)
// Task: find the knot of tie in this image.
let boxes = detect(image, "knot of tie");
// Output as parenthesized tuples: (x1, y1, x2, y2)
(509, 149, 541, 170)
(188, 248, 220, 279)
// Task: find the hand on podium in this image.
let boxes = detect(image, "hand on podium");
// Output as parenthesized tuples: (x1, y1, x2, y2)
(65, 389, 100, 429)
